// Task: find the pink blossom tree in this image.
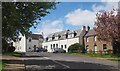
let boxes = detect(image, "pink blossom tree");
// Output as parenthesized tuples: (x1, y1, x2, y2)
(94, 9, 120, 54)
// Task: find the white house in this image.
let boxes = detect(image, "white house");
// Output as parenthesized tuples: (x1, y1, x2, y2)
(42, 26, 87, 52)
(13, 34, 43, 52)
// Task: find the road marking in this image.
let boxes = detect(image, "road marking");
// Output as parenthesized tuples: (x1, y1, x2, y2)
(51, 60, 70, 69)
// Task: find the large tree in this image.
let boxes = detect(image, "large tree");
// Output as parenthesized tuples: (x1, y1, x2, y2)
(2, 2, 57, 41)
(94, 9, 120, 54)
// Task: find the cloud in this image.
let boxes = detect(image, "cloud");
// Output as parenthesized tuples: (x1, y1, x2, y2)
(92, 2, 118, 12)
(34, 20, 63, 37)
(65, 2, 118, 27)
(100, 0, 119, 2)
(65, 8, 96, 27)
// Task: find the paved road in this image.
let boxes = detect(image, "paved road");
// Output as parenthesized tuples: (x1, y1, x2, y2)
(22, 52, 119, 71)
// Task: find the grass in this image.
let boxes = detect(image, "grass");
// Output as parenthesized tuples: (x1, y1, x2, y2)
(1, 52, 22, 70)
(68, 52, 120, 61)
(0, 60, 8, 71)
(2, 52, 22, 57)
(0, 63, 2, 71)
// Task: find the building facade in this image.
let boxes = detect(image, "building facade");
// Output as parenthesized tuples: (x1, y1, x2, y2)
(42, 26, 87, 52)
(84, 29, 113, 53)
(13, 34, 43, 52)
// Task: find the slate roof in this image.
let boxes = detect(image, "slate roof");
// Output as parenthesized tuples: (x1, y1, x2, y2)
(85, 29, 97, 37)
(45, 28, 86, 42)
(29, 34, 43, 40)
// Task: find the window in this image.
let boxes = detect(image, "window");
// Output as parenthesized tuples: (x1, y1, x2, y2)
(66, 33, 68, 38)
(58, 34, 61, 39)
(74, 31, 77, 37)
(61, 45, 63, 49)
(29, 39, 31, 42)
(46, 37, 48, 41)
(86, 37, 89, 42)
(53, 44, 55, 49)
(56, 44, 58, 48)
(94, 45, 97, 52)
(94, 36, 97, 41)
(51, 44, 52, 49)
(52, 35, 55, 40)
(103, 44, 107, 50)
(86, 45, 89, 52)
(65, 45, 67, 49)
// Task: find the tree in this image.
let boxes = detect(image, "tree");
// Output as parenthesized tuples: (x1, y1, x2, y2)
(2, 2, 58, 41)
(94, 9, 120, 54)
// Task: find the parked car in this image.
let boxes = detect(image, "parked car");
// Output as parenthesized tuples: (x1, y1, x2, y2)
(37, 48, 47, 52)
(53, 48, 66, 53)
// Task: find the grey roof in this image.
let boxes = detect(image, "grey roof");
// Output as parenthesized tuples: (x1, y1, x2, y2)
(29, 34, 43, 40)
(85, 29, 97, 37)
(47, 30, 67, 38)
(45, 29, 84, 41)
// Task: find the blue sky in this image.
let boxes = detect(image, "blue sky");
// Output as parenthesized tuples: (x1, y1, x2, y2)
(30, 2, 118, 37)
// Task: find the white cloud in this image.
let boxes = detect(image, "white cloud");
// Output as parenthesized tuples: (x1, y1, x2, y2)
(101, 0, 119, 2)
(65, 8, 96, 27)
(92, 2, 118, 12)
(34, 20, 63, 37)
(65, 2, 119, 27)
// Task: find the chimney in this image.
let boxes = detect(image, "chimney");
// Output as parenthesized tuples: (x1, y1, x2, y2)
(82, 26, 86, 31)
(87, 26, 90, 31)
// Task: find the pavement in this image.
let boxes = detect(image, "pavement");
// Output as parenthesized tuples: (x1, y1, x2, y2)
(1, 56, 25, 71)
(1, 52, 119, 71)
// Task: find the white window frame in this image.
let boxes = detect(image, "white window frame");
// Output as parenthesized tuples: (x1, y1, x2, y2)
(86, 37, 89, 42)
(94, 36, 97, 41)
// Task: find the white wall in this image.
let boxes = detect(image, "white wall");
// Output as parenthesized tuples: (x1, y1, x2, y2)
(14, 35, 26, 52)
(42, 37, 79, 52)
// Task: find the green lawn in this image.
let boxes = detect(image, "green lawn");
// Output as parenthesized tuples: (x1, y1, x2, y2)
(68, 52, 120, 61)
(0, 63, 2, 71)
(0, 60, 8, 71)
(2, 52, 22, 57)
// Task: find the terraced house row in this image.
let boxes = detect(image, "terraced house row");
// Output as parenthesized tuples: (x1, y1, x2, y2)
(13, 26, 113, 53)
(43, 26, 113, 53)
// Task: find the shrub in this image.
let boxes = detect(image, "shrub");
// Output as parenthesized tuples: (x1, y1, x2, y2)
(7, 46, 16, 52)
(68, 43, 85, 53)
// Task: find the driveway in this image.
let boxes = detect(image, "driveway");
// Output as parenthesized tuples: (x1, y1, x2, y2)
(22, 52, 119, 71)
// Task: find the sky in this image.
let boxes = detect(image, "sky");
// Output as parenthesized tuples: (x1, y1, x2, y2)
(30, 1, 118, 37)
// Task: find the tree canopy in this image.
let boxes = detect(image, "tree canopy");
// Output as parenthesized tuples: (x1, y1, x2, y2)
(94, 9, 120, 54)
(94, 9, 120, 42)
(2, 2, 58, 41)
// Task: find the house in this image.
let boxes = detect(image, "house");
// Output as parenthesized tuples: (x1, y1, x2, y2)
(13, 34, 44, 52)
(84, 29, 113, 53)
(42, 26, 87, 52)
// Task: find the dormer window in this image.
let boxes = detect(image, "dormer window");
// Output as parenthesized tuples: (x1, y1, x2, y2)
(52, 35, 55, 40)
(66, 33, 68, 38)
(58, 34, 61, 39)
(74, 31, 77, 37)
(46, 37, 48, 41)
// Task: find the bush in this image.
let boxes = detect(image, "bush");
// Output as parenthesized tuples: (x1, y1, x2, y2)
(7, 46, 16, 52)
(68, 43, 85, 53)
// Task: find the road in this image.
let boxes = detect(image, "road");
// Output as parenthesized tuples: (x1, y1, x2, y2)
(22, 52, 119, 71)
